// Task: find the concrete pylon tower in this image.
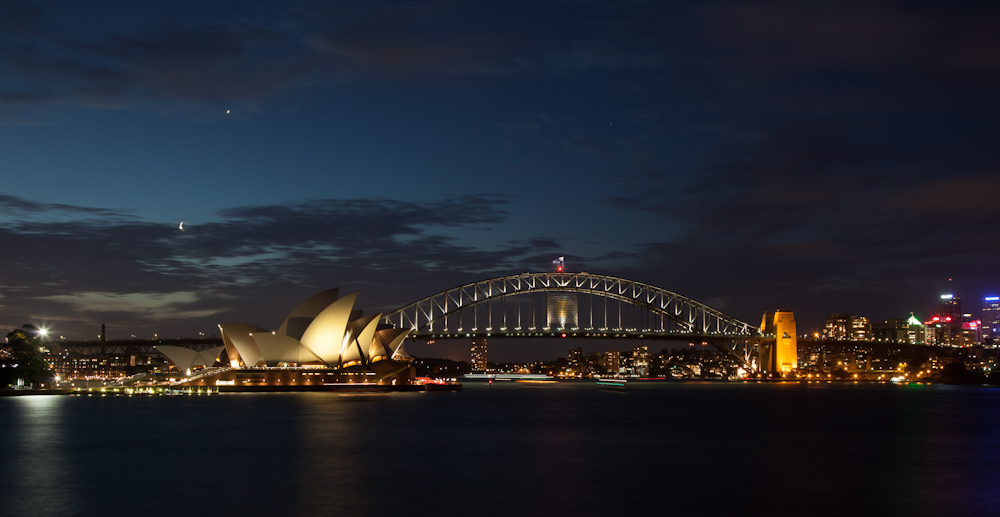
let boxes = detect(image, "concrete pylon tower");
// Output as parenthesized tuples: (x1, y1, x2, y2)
(759, 310, 797, 374)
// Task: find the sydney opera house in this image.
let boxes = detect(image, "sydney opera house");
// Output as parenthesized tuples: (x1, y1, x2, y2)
(155, 289, 419, 390)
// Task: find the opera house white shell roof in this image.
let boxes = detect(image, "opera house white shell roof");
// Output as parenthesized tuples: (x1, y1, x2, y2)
(155, 345, 225, 373)
(205, 289, 410, 370)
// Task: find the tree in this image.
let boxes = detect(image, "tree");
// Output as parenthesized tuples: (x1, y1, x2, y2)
(940, 361, 985, 384)
(1, 325, 54, 389)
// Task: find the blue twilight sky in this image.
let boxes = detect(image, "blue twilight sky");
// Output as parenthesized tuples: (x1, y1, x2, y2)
(2, 0, 1000, 354)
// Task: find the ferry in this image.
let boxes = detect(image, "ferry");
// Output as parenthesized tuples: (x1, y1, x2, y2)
(462, 373, 554, 382)
(596, 378, 627, 390)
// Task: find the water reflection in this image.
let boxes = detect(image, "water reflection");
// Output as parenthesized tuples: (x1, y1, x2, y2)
(4, 396, 73, 517)
(0, 384, 997, 517)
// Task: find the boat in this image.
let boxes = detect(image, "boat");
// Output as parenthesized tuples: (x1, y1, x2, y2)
(596, 378, 627, 390)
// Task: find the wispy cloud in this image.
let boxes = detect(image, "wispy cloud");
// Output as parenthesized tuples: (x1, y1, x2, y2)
(0, 193, 577, 337)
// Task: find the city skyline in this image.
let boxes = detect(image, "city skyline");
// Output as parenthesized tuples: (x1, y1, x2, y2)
(2, 1, 1000, 340)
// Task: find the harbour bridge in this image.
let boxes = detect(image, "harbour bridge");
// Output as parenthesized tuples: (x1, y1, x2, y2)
(382, 272, 761, 370)
(49, 272, 765, 372)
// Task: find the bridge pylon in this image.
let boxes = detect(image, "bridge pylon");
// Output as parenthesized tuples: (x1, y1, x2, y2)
(758, 310, 797, 375)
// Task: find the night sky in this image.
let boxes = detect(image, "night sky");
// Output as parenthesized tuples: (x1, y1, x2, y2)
(2, 1, 999, 357)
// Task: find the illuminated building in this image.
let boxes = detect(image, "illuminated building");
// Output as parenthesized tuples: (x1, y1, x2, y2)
(851, 316, 871, 341)
(546, 293, 578, 329)
(760, 310, 797, 374)
(471, 337, 488, 371)
(938, 294, 961, 318)
(961, 321, 981, 345)
(926, 294, 976, 346)
(155, 288, 415, 387)
(632, 346, 650, 377)
(869, 315, 927, 344)
(46, 353, 137, 380)
(822, 313, 870, 341)
(871, 318, 909, 343)
(604, 350, 621, 375)
(823, 314, 850, 340)
(906, 313, 927, 344)
(983, 297, 1000, 339)
(568, 347, 582, 374)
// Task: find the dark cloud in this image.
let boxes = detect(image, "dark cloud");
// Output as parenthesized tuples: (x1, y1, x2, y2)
(0, 1, 668, 115)
(607, 122, 887, 240)
(603, 121, 1000, 326)
(0, 195, 124, 217)
(2, 0, 999, 343)
(0, 193, 576, 338)
(694, 0, 1000, 122)
(703, 1, 1000, 73)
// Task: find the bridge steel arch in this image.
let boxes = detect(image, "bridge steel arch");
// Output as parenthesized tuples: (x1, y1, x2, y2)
(382, 272, 758, 338)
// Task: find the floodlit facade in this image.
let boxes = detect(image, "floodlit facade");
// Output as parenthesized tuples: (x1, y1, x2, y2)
(760, 310, 797, 374)
(160, 289, 411, 373)
(546, 293, 578, 328)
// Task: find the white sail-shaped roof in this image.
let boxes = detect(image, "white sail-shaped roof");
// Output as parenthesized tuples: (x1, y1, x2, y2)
(299, 292, 359, 367)
(355, 314, 381, 363)
(250, 332, 321, 366)
(279, 340, 322, 364)
(251, 332, 299, 367)
(277, 288, 340, 340)
(219, 323, 267, 367)
(199, 346, 225, 367)
(392, 343, 412, 361)
(372, 328, 410, 362)
(156, 345, 202, 372)
(340, 314, 377, 366)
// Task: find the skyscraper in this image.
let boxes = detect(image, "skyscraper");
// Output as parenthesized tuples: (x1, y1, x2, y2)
(471, 337, 488, 371)
(938, 294, 962, 318)
(983, 297, 1000, 339)
(929, 294, 965, 346)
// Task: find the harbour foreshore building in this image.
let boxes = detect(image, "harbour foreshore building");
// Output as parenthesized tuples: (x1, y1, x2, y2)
(153, 288, 417, 389)
(604, 350, 621, 375)
(823, 314, 871, 341)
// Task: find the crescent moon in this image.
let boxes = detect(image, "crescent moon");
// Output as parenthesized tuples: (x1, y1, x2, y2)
(179, 222, 185, 231)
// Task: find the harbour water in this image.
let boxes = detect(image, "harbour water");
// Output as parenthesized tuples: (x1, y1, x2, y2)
(1, 382, 998, 517)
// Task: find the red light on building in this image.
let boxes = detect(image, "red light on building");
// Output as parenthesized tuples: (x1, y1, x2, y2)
(561, 333, 566, 338)
(557, 266, 563, 272)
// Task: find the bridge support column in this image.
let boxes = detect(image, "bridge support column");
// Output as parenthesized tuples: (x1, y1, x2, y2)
(759, 310, 797, 376)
